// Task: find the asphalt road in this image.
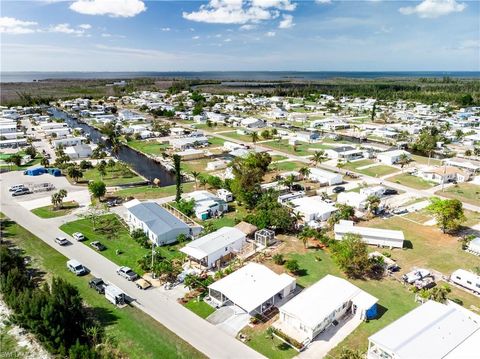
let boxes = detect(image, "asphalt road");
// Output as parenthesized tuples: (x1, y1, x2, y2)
(0, 174, 263, 359)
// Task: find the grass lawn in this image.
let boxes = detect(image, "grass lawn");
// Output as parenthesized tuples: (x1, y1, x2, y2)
(182, 158, 218, 175)
(0, 216, 205, 359)
(242, 326, 297, 359)
(0, 154, 42, 172)
(184, 299, 216, 319)
(342, 159, 375, 171)
(127, 140, 169, 156)
(114, 182, 195, 200)
(31, 201, 79, 218)
(389, 173, 436, 190)
(364, 216, 480, 275)
(60, 214, 150, 274)
(437, 183, 480, 207)
(271, 161, 305, 172)
(221, 131, 254, 142)
(83, 163, 144, 186)
(354, 164, 399, 178)
(271, 155, 288, 161)
(262, 140, 332, 156)
(208, 137, 225, 146)
(411, 154, 442, 166)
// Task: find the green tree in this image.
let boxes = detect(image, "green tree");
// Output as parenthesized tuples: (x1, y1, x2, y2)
(173, 154, 182, 202)
(25, 145, 37, 158)
(426, 197, 466, 233)
(332, 233, 370, 278)
(430, 284, 451, 303)
(191, 171, 200, 190)
(338, 347, 364, 359)
(88, 180, 106, 200)
(299, 166, 311, 187)
(40, 157, 50, 168)
(366, 195, 381, 216)
(398, 153, 411, 171)
(284, 259, 300, 274)
(250, 132, 259, 144)
(67, 166, 83, 182)
(371, 102, 376, 122)
(176, 199, 195, 217)
(311, 150, 327, 166)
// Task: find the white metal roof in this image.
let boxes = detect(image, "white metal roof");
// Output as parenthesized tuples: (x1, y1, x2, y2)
(279, 275, 377, 329)
(180, 227, 245, 260)
(290, 196, 337, 216)
(369, 301, 480, 359)
(208, 263, 295, 313)
(335, 221, 405, 241)
(309, 167, 341, 179)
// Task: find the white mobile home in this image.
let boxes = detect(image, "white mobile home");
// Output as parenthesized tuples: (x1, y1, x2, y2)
(337, 191, 368, 210)
(368, 301, 480, 359)
(308, 168, 342, 186)
(289, 196, 337, 222)
(467, 237, 480, 256)
(275, 275, 378, 346)
(334, 220, 404, 248)
(180, 227, 246, 269)
(208, 263, 296, 315)
(377, 150, 410, 165)
(450, 269, 480, 294)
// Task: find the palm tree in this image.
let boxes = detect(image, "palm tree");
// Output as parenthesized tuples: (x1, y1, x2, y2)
(311, 150, 326, 166)
(67, 166, 83, 183)
(430, 284, 451, 303)
(366, 195, 381, 216)
(191, 171, 200, 189)
(299, 166, 311, 188)
(398, 153, 411, 172)
(40, 157, 50, 168)
(250, 132, 259, 144)
(291, 211, 304, 230)
(281, 174, 296, 190)
(337, 160, 346, 170)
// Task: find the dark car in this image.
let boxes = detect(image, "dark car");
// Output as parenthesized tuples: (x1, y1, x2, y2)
(90, 241, 106, 251)
(291, 184, 304, 191)
(383, 189, 398, 196)
(332, 186, 345, 193)
(89, 277, 106, 294)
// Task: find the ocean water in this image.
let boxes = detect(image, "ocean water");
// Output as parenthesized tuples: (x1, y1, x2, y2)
(1, 71, 479, 83)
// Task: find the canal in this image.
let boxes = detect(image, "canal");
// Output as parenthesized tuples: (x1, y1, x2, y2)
(51, 109, 175, 186)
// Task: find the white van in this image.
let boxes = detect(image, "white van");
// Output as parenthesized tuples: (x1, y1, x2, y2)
(9, 184, 25, 192)
(67, 259, 87, 276)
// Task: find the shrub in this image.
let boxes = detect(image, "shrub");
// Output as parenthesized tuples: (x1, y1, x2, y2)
(284, 259, 300, 274)
(272, 254, 285, 265)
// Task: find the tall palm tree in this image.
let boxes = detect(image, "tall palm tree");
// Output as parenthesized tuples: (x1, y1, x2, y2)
(311, 150, 326, 166)
(366, 195, 381, 216)
(281, 174, 296, 190)
(430, 285, 451, 304)
(398, 153, 411, 172)
(299, 166, 311, 188)
(250, 132, 259, 144)
(191, 171, 200, 189)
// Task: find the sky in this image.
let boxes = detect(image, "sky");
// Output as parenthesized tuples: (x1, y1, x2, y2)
(0, 0, 479, 72)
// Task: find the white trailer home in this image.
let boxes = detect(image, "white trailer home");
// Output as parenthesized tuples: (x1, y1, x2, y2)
(450, 269, 480, 294)
(308, 168, 342, 186)
(334, 220, 404, 248)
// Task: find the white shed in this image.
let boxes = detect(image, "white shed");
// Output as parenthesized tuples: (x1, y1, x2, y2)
(308, 168, 342, 186)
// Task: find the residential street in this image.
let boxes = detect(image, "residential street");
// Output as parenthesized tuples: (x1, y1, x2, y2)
(0, 176, 264, 359)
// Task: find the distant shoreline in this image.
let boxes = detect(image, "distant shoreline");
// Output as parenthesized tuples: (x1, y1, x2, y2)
(2, 71, 479, 83)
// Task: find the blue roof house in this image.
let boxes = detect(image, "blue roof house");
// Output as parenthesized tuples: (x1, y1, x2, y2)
(125, 200, 191, 246)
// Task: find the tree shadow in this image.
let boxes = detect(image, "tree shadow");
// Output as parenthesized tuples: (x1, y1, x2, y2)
(403, 240, 413, 249)
(277, 342, 291, 351)
(85, 306, 119, 328)
(295, 269, 308, 277)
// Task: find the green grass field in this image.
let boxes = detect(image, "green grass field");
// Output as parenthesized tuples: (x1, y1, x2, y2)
(411, 154, 442, 166)
(184, 299, 216, 319)
(31, 201, 79, 218)
(83, 163, 144, 186)
(271, 161, 305, 172)
(127, 140, 170, 156)
(114, 182, 195, 200)
(437, 183, 480, 207)
(342, 159, 375, 171)
(0, 216, 205, 359)
(262, 140, 332, 156)
(242, 327, 297, 359)
(390, 173, 436, 190)
(221, 131, 254, 142)
(208, 137, 225, 146)
(354, 164, 399, 177)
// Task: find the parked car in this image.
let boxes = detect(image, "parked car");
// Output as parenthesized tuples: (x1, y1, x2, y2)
(12, 188, 31, 196)
(72, 232, 85, 241)
(402, 268, 431, 284)
(332, 186, 345, 193)
(89, 277, 107, 294)
(117, 266, 138, 281)
(392, 208, 408, 215)
(55, 236, 69, 246)
(90, 241, 106, 251)
(135, 278, 152, 290)
(414, 277, 436, 290)
(383, 189, 398, 196)
(9, 184, 25, 192)
(67, 259, 87, 276)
